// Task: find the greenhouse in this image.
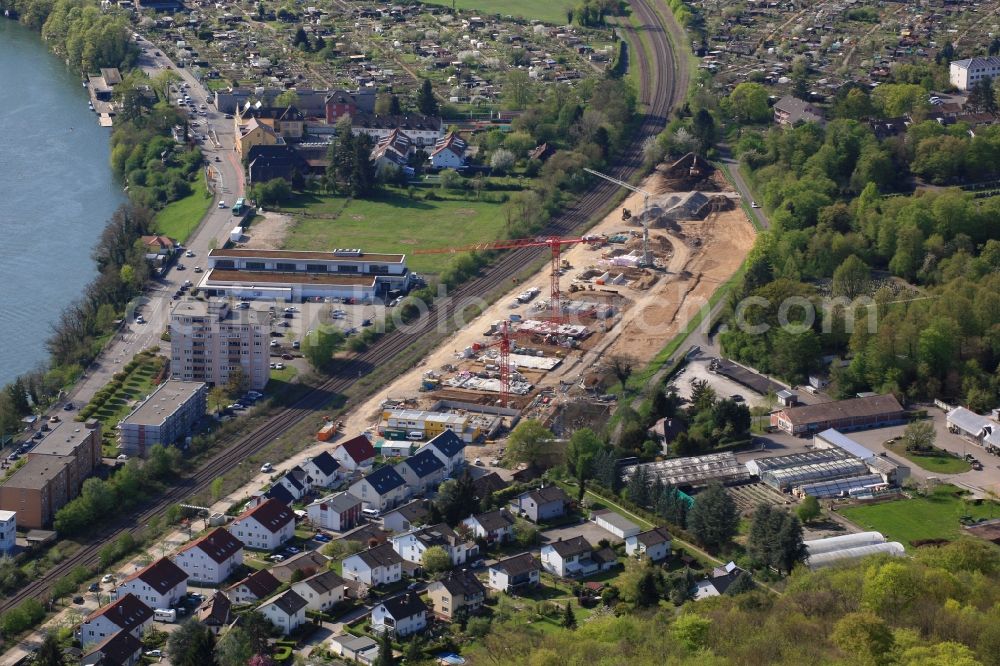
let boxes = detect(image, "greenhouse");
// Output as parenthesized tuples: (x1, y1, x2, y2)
(793, 473, 886, 499)
(804, 531, 886, 557)
(622, 452, 750, 488)
(806, 541, 906, 569)
(746, 449, 852, 476)
(761, 458, 869, 491)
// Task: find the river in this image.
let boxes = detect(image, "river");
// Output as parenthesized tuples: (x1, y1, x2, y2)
(0, 19, 126, 387)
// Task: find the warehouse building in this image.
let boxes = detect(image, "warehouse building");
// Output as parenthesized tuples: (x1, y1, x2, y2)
(946, 406, 1000, 451)
(199, 248, 413, 302)
(119, 380, 207, 457)
(770, 394, 906, 436)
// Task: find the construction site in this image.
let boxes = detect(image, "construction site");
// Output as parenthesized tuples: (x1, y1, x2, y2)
(339, 156, 756, 447)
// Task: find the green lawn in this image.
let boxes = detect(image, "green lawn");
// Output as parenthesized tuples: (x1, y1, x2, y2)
(86, 356, 165, 456)
(840, 485, 1000, 548)
(417, 0, 571, 24)
(154, 177, 212, 243)
(280, 190, 509, 274)
(885, 440, 972, 474)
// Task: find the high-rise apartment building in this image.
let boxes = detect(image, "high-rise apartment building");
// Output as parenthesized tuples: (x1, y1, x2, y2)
(169, 300, 270, 390)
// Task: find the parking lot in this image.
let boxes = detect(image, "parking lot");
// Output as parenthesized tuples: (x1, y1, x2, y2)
(539, 517, 622, 546)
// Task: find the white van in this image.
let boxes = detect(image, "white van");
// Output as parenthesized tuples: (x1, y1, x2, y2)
(361, 508, 380, 519)
(406, 431, 423, 441)
(154, 608, 177, 623)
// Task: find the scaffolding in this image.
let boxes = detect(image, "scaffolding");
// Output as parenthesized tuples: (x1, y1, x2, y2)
(622, 452, 750, 488)
(761, 458, 870, 492)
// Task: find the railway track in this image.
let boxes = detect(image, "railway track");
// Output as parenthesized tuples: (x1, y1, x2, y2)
(0, 0, 682, 617)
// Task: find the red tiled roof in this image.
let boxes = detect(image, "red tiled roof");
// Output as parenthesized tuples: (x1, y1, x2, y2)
(235, 498, 295, 534)
(120, 558, 188, 595)
(337, 434, 376, 464)
(176, 527, 244, 564)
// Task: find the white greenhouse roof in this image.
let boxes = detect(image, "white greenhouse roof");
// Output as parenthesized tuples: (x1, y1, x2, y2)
(815, 429, 875, 460)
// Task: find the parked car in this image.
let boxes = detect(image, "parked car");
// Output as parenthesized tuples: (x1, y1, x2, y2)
(101, 574, 115, 583)
(260, 463, 273, 473)
(63, 402, 75, 411)
(73, 596, 85, 605)
(88, 582, 100, 592)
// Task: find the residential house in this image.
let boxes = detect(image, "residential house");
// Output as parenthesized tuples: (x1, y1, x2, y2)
(417, 430, 466, 475)
(950, 56, 1000, 91)
(301, 451, 342, 489)
(773, 96, 824, 126)
(370, 128, 416, 174)
(113, 558, 188, 610)
(237, 104, 305, 140)
(173, 527, 244, 585)
(140, 235, 177, 260)
(226, 569, 280, 604)
(197, 591, 233, 635)
(275, 467, 311, 501)
(79, 594, 153, 647)
(392, 523, 471, 567)
(509, 485, 570, 523)
(341, 543, 403, 587)
(351, 113, 444, 148)
(329, 634, 379, 664)
(462, 509, 515, 544)
(625, 527, 672, 562)
(592, 510, 641, 540)
(259, 590, 308, 635)
(323, 88, 376, 124)
(236, 117, 280, 158)
(426, 570, 486, 620)
(488, 553, 541, 593)
(81, 630, 143, 666)
(231, 498, 296, 551)
(271, 550, 330, 583)
(349, 465, 408, 512)
(694, 562, 744, 599)
(540, 536, 596, 578)
(472, 472, 508, 502)
(393, 449, 446, 495)
(428, 132, 467, 169)
(306, 492, 362, 532)
(332, 434, 376, 472)
(264, 482, 297, 507)
(371, 593, 428, 637)
(381, 499, 430, 533)
(291, 570, 346, 612)
(247, 144, 308, 185)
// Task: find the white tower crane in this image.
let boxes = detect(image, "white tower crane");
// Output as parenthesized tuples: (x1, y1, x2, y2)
(583, 167, 654, 267)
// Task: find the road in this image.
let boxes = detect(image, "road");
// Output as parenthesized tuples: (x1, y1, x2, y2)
(58, 40, 245, 414)
(718, 144, 770, 230)
(0, 2, 685, 647)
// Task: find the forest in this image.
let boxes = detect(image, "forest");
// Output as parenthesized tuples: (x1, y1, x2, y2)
(464, 539, 1000, 666)
(717, 82, 1000, 408)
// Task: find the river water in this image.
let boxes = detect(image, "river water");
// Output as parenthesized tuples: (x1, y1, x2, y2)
(0, 19, 126, 386)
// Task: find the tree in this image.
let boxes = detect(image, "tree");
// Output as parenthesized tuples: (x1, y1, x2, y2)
(832, 611, 896, 666)
(625, 465, 651, 507)
(168, 619, 217, 666)
(967, 77, 998, 114)
(689, 379, 716, 413)
(422, 545, 451, 575)
(490, 148, 516, 174)
(434, 473, 477, 525)
(215, 627, 253, 666)
(506, 419, 559, 468)
(302, 328, 345, 371)
(208, 386, 228, 414)
(832, 255, 871, 299)
(724, 83, 770, 124)
(566, 429, 603, 501)
(691, 108, 716, 153)
(293, 26, 308, 48)
(375, 629, 395, 666)
(562, 601, 577, 629)
(686, 482, 738, 551)
(242, 612, 276, 656)
(34, 633, 64, 666)
(902, 420, 935, 453)
(225, 366, 249, 398)
(671, 613, 712, 652)
(275, 90, 300, 108)
(417, 79, 438, 116)
(797, 495, 821, 524)
(503, 70, 534, 110)
(608, 354, 636, 388)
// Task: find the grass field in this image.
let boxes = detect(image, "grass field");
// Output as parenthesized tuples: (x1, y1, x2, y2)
(154, 177, 212, 243)
(418, 0, 571, 24)
(280, 190, 509, 274)
(86, 356, 165, 456)
(885, 440, 972, 474)
(840, 484, 1000, 547)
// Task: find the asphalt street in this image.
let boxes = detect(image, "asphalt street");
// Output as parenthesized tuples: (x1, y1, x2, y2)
(60, 39, 246, 413)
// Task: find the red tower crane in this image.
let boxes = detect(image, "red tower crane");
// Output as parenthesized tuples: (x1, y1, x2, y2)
(415, 235, 600, 319)
(473, 320, 512, 408)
